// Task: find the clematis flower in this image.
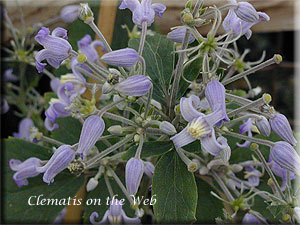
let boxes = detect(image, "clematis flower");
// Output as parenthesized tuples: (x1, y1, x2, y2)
(3, 68, 18, 82)
(9, 157, 42, 187)
(44, 82, 75, 131)
(171, 94, 229, 156)
(144, 161, 154, 178)
(233, 166, 261, 189)
(125, 157, 144, 195)
(119, 0, 166, 27)
(269, 113, 297, 146)
(36, 145, 75, 184)
(78, 34, 106, 62)
(90, 199, 141, 224)
(50, 78, 61, 93)
(236, 118, 253, 148)
(167, 27, 195, 44)
(269, 141, 300, 176)
(13, 118, 34, 141)
(233, 0, 259, 23)
(255, 116, 271, 137)
(223, 8, 269, 40)
(60, 5, 80, 23)
(35, 27, 72, 73)
(115, 75, 152, 96)
(205, 80, 229, 125)
(1, 98, 9, 114)
(269, 154, 295, 191)
(242, 213, 267, 224)
(77, 115, 105, 159)
(101, 48, 139, 67)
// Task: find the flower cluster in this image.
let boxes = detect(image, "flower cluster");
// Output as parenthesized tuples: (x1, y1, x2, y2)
(4, 0, 299, 224)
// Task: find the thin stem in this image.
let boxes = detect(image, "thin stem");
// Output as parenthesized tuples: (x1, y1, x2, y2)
(41, 136, 64, 146)
(104, 174, 114, 198)
(227, 95, 268, 117)
(175, 147, 192, 166)
(107, 167, 134, 205)
(134, 134, 144, 158)
(252, 146, 286, 201)
(222, 55, 281, 86)
(217, 128, 274, 147)
(138, 22, 147, 56)
(97, 98, 126, 117)
(103, 112, 138, 127)
(75, 66, 105, 83)
(85, 134, 134, 169)
(226, 114, 262, 127)
(144, 85, 153, 119)
(145, 128, 164, 135)
(212, 171, 235, 202)
(168, 0, 203, 117)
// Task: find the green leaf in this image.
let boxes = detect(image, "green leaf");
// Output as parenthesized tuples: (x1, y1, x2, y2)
(122, 141, 172, 160)
(195, 177, 223, 223)
(152, 150, 198, 223)
(178, 57, 202, 98)
(51, 117, 82, 145)
(128, 34, 175, 106)
(3, 138, 84, 223)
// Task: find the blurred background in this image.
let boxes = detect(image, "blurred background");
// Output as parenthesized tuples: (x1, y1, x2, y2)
(0, 0, 296, 223)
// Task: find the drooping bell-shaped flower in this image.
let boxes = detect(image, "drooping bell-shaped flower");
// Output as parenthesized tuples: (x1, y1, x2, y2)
(1, 97, 9, 114)
(13, 118, 34, 141)
(125, 157, 144, 195)
(269, 154, 295, 191)
(234, 1, 259, 23)
(78, 34, 105, 62)
(237, 118, 253, 148)
(119, 0, 166, 27)
(50, 78, 61, 93)
(159, 121, 177, 135)
(233, 166, 261, 189)
(3, 68, 18, 82)
(101, 48, 139, 68)
(167, 27, 195, 44)
(90, 199, 141, 224)
(270, 141, 300, 176)
(269, 113, 297, 146)
(242, 213, 267, 224)
(36, 145, 75, 184)
(255, 116, 271, 137)
(205, 80, 229, 125)
(144, 161, 154, 178)
(9, 157, 42, 187)
(223, 8, 269, 40)
(60, 4, 80, 23)
(115, 75, 152, 96)
(35, 27, 72, 73)
(77, 115, 105, 159)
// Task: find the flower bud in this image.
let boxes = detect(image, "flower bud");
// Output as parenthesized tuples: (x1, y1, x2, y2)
(144, 161, 155, 178)
(181, 10, 194, 25)
(242, 213, 266, 224)
(234, 2, 259, 23)
(102, 82, 114, 94)
(269, 113, 297, 146)
(188, 159, 200, 172)
(270, 141, 300, 176)
(294, 207, 300, 223)
(199, 166, 209, 175)
(167, 27, 195, 44)
(159, 121, 177, 135)
(255, 116, 271, 137)
(86, 177, 99, 192)
(60, 5, 80, 23)
(231, 164, 243, 173)
(282, 214, 291, 222)
(115, 75, 152, 96)
(225, 179, 236, 191)
(113, 95, 127, 110)
(77, 115, 105, 159)
(79, 3, 94, 23)
(101, 48, 139, 67)
(125, 158, 144, 195)
(134, 134, 140, 143)
(108, 125, 123, 135)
